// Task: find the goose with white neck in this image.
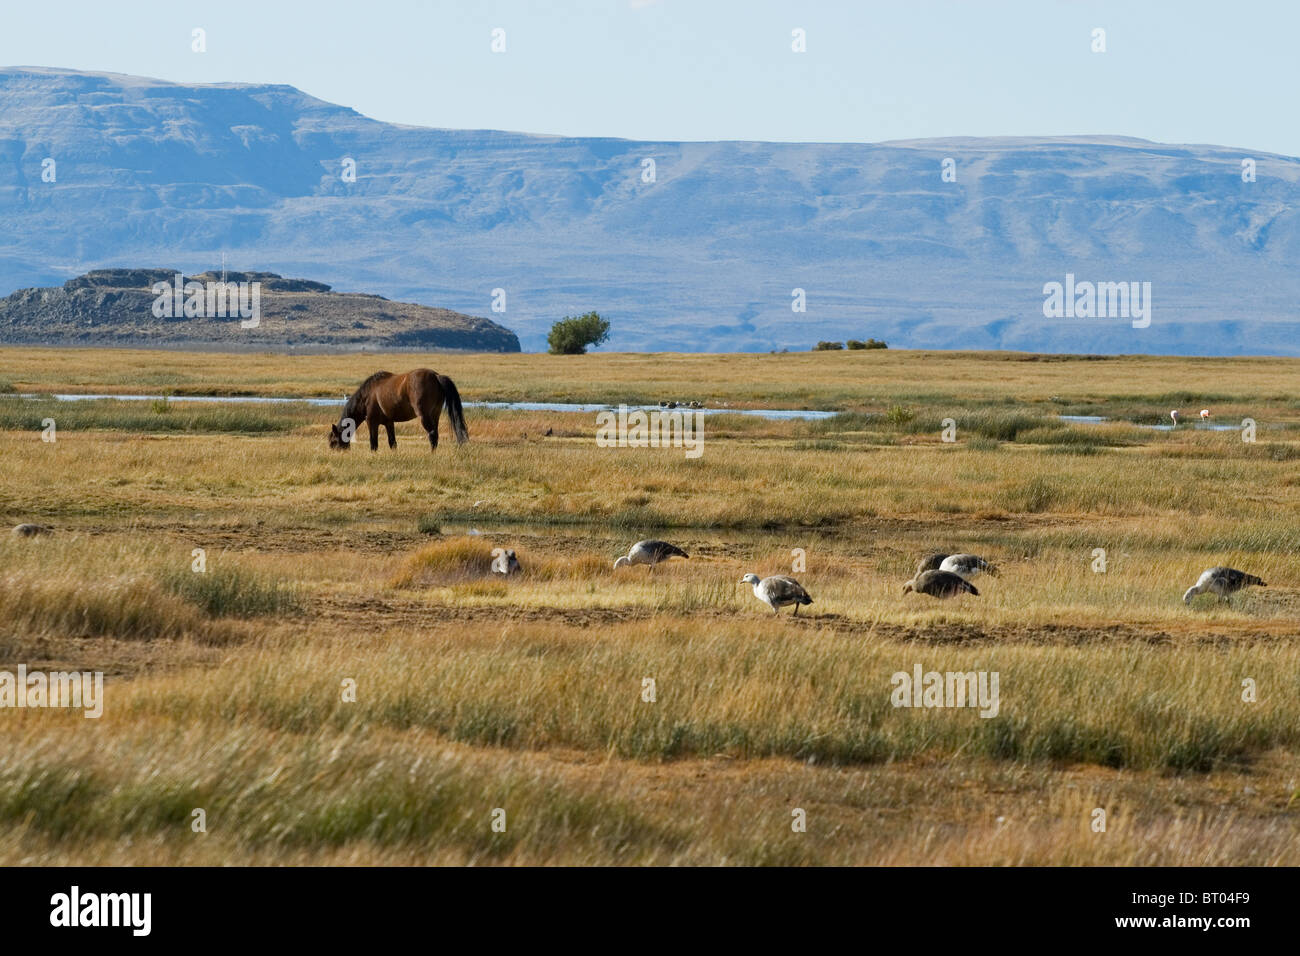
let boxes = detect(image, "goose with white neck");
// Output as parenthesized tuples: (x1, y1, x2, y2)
(614, 539, 689, 570)
(740, 573, 813, 616)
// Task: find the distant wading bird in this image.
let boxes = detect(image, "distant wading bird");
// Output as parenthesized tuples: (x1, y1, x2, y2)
(903, 570, 979, 599)
(1182, 567, 1265, 605)
(1200, 409, 1211, 422)
(613, 539, 689, 570)
(939, 553, 998, 580)
(1170, 409, 1180, 427)
(329, 369, 468, 453)
(740, 573, 814, 616)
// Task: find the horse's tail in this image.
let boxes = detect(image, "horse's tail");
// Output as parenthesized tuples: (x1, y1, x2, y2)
(437, 374, 469, 444)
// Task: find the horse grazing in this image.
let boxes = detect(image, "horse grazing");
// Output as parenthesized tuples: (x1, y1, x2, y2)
(329, 369, 468, 453)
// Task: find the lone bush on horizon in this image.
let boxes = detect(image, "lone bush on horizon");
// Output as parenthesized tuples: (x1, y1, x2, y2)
(547, 312, 610, 355)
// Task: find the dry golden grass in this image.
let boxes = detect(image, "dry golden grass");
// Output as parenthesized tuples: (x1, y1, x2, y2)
(3, 346, 1300, 865)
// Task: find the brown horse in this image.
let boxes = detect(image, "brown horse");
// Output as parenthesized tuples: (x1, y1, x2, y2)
(329, 369, 468, 453)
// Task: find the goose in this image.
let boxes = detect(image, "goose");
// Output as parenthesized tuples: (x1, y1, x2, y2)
(613, 539, 689, 570)
(11, 523, 52, 537)
(1170, 409, 1180, 427)
(740, 573, 813, 615)
(903, 570, 979, 598)
(491, 548, 521, 575)
(1182, 566, 1265, 605)
(915, 552, 949, 576)
(939, 553, 998, 580)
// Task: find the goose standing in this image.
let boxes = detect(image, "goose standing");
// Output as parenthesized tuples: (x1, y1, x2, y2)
(939, 553, 998, 580)
(1182, 566, 1265, 605)
(491, 548, 521, 575)
(740, 573, 813, 615)
(613, 539, 689, 570)
(903, 570, 979, 598)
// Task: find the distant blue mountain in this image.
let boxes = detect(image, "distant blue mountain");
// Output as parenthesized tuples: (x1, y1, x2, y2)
(2, 66, 1298, 354)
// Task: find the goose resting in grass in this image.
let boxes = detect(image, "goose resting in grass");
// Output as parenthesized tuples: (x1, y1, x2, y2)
(915, 552, 949, 576)
(1182, 567, 1265, 605)
(613, 539, 689, 570)
(491, 548, 521, 575)
(939, 553, 998, 580)
(11, 524, 52, 537)
(903, 570, 979, 599)
(740, 573, 813, 615)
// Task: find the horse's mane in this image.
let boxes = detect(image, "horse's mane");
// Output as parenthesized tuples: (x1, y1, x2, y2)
(342, 370, 393, 422)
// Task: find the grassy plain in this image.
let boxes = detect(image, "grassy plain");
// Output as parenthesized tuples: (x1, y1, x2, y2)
(0, 347, 1298, 865)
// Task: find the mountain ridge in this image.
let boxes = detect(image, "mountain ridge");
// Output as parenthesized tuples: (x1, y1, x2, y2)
(2, 66, 1297, 354)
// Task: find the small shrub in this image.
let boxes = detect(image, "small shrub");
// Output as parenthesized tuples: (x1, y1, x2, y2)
(884, 405, 914, 426)
(813, 341, 844, 351)
(547, 312, 610, 355)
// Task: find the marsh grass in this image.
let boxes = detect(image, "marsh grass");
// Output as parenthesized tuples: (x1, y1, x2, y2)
(0, 536, 296, 641)
(161, 564, 302, 617)
(5, 347, 1300, 865)
(108, 623, 1300, 773)
(0, 396, 300, 434)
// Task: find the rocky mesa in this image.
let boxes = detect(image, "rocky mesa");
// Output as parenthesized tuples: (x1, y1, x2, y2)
(0, 269, 521, 351)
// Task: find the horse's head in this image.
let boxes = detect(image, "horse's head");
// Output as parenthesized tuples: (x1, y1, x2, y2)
(328, 422, 350, 451)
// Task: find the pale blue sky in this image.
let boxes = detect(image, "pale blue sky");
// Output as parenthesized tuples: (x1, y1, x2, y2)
(4, 0, 1297, 156)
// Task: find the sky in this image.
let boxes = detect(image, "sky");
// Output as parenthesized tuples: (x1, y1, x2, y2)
(3, 0, 1298, 157)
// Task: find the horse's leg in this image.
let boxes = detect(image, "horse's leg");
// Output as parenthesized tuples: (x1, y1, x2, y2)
(367, 417, 379, 451)
(385, 422, 396, 449)
(419, 399, 445, 453)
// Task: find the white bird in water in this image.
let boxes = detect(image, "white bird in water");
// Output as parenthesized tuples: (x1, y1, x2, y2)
(1182, 566, 1265, 605)
(1200, 409, 1211, 421)
(739, 573, 813, 615)
(613, 539, 689, 570)
(491, 548, 521, 575)
(1170, 409, 1180, 426)
(939, 553, 998, 580)
(903, 570, 979, 599)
